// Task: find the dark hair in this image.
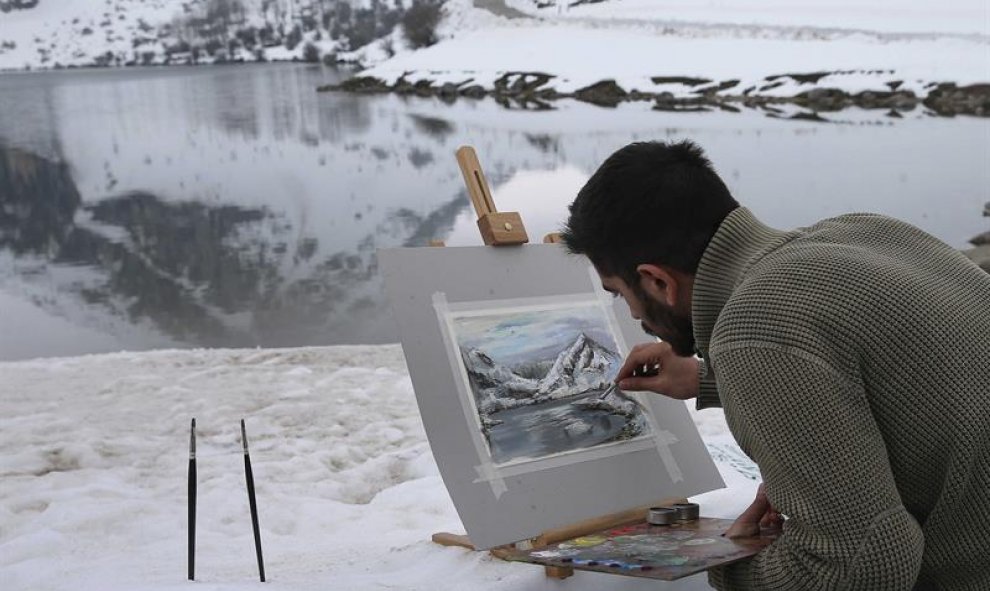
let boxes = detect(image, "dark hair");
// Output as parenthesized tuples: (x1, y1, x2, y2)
(561, 140, 738, 285)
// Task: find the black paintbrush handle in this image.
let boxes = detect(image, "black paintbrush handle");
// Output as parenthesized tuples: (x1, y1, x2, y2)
(242, 420, 266, 582)
(188, 418, 197, 581)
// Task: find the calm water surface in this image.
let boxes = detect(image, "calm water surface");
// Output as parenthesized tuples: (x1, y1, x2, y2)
(1, 64, 987, 360)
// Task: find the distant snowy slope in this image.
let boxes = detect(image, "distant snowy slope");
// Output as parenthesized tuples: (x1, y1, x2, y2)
(0, 0, 416, 70)
(0, 0, 181, 69)
(357, 0, 989, 106)
(505, 0, 989, 36)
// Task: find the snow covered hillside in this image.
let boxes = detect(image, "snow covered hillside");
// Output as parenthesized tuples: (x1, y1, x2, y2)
(0, 0, 418, 70)
(505, 0, 989, 36)
(345, 0, 990, 114)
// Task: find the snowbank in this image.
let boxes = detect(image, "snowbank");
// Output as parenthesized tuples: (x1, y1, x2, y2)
(505, 0, 989, 36)
(344, 0, 989, 112)
(0, 345, 755, 590)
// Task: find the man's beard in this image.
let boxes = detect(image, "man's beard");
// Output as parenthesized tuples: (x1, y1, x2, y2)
(639, 293, 696, 357)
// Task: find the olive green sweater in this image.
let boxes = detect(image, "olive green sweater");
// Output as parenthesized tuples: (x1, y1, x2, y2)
(693, 208, 990, 591)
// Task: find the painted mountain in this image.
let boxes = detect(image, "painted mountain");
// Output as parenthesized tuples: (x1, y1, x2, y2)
(537, 332, 618, 396)
(459, 331, 651, 464)
(461, 332, 620, 414)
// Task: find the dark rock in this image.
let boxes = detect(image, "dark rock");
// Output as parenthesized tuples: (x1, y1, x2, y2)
(924, 83, 990, 116)
(437, 82, 460, 99)
(322, 76, 389, 93)
(459, 84, 487, 98)
(793, 112, 830, 122)
(794, 87, 851, 111)
(393, 74, 415, 95)
(886, 80, 904, 91)
(853, 90, 918, 110)
(412, 79, 434, 97)
(650, 76, 712, 86)
(573, 79, 628, 107)
(970, 231, 990, 246)
(984, 201, 989, 217)
(693, 79, 739, 95)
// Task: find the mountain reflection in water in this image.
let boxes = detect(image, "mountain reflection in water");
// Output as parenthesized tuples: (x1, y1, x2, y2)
(0, 64, 987, 360)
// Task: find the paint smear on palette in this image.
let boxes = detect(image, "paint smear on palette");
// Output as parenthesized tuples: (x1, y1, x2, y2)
(683, 538, 717, 546)
(502, 518, 777, 581)
(563, 536, 608, 548)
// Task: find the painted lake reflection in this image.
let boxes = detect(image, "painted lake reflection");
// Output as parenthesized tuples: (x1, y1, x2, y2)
(1, 64, 987, 360)
(487, 391, 634, 465)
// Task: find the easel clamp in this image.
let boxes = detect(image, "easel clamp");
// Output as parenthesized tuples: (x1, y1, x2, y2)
(455, 146, 529, 246)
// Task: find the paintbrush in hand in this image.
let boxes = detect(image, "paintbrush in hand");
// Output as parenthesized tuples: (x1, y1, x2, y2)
(599, 363, 662, 399)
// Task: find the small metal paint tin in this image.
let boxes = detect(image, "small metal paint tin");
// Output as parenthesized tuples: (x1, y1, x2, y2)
(672, 502, 700, 522)
(647, 507, 676, 526)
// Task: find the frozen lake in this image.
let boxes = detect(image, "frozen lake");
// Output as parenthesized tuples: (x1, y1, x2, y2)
(1, 63, 987, 360)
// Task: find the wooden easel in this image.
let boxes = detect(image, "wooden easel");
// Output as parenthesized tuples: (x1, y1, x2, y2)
(428, 146, 687, 580)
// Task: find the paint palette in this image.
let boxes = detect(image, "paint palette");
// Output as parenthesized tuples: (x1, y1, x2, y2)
(501, 517, 776, 581)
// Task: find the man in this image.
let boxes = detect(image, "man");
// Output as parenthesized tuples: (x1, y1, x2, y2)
(560, 141, 990, 591)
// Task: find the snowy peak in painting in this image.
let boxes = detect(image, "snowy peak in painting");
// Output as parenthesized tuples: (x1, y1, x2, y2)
(460, 332, 619, 414)
(537, 333, 618, 397)
(461, 348, 539, 409)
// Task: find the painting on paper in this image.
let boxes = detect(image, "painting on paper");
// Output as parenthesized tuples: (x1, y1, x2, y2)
(448, 300, 652, 465)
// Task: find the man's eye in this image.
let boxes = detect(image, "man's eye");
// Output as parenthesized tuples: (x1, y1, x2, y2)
(611, 292, 621, 299)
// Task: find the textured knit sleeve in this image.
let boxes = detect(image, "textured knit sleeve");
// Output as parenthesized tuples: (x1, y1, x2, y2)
(696, 371, 721, 410)
(707, 343, 924, 591)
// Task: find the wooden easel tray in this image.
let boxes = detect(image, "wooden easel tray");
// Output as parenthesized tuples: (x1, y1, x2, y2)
(499, 517, 776, 581)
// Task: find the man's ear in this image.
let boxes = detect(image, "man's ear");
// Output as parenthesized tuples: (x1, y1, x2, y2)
(636, 264, 679, 306)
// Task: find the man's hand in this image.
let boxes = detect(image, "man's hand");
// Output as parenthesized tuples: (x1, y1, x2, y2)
(724, 484, 784, 539)
(616, 342, 700, 400)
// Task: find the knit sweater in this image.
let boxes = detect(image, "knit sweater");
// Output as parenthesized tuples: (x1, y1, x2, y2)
(691, 208, 990, 591)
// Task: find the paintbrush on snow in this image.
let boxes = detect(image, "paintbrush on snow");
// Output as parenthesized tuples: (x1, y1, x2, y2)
(188, 418, 196, 581)
(241, 419, 266, 583)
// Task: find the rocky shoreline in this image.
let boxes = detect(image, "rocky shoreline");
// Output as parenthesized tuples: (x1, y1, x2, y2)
(319, 72, 990, 117)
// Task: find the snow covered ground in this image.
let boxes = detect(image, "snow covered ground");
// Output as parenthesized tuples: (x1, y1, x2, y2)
(0, 345, 756, 590)
(357, 0, 989, 100)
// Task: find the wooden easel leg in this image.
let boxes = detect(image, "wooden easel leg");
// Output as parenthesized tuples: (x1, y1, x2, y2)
(432, 532, 476, 550)
(545, 565, 574, 579)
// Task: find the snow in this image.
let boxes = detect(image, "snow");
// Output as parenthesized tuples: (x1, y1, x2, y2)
(0, 345, 756, 590)
(0, 0, 182, 70)
(358, 0, 989, 99)
(505, 0, 990, 36)
(0, 0, 414, 71)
